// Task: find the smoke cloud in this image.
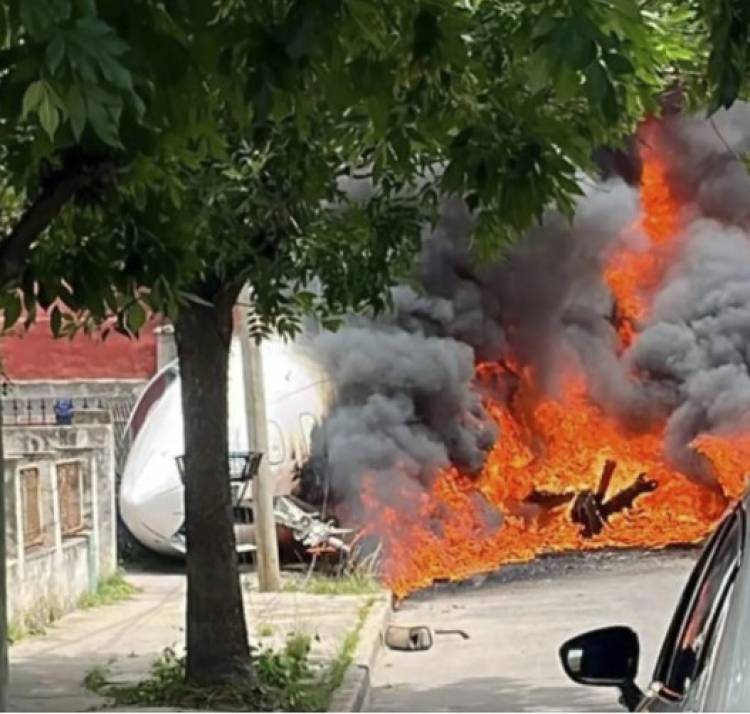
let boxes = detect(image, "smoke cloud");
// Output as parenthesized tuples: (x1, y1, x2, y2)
(306, 102, 750, 512)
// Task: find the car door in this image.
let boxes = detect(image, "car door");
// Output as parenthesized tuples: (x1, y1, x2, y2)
(639, 505, 744, 711)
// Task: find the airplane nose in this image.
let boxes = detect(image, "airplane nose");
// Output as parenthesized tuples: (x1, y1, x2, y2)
(119, 451, 185, 555)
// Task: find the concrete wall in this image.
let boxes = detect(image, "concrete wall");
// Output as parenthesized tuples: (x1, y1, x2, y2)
(3, 420, 117, 626)
(2, 380, 146, 402)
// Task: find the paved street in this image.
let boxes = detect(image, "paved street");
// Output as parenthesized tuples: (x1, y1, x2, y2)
(369, 549, 698, 712)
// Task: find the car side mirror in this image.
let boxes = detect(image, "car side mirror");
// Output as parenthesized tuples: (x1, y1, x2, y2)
(384, 625, 433, 651)
(560, 626, 643, 711)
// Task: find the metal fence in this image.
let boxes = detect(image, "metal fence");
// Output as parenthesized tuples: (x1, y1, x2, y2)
(2, 395, 137, 473)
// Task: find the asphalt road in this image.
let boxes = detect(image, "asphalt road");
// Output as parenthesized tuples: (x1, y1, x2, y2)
(369, 549, 698, 712)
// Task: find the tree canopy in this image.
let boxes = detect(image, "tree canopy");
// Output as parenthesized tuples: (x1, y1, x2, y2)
(0, 0, 715, 338)
(0, 0, 745, 692)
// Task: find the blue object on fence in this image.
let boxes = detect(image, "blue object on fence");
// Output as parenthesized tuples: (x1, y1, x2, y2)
(54, 398, 74, 425)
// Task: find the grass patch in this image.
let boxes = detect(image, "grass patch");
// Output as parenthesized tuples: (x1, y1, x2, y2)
(85, 635, 320, 711)
(78, 571, 139, 609)
(83, 663, 112, 692)
(7, 599, 64, 644)
(283, 572, 381, 596)
(8, 572, 138, 645)
(258, 622, 275, 638)
(313, 597, 375, 708)
(8, 614, 50, 644)
(84, 598, 378, 711)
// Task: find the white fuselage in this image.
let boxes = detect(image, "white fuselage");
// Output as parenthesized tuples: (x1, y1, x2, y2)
(118, 336, 332, 556)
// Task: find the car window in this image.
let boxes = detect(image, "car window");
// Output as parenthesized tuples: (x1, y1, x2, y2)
(653, 510, 734, 685)
(684, 579, 735, 711)
(654, 508, 743, 698)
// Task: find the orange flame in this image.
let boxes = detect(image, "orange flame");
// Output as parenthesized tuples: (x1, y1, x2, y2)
(362, 372, 728, 599)
(358, 123, 748, 600)
(604, 123, 681, 347)
(692, 433, 750, 500)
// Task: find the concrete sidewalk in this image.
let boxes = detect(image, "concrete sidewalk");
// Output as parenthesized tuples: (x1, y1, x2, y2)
(9, 571, 383, 712)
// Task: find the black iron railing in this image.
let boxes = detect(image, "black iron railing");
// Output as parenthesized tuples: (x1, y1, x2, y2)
(1, 395, 137, 473)
(174, 451, 263, 484)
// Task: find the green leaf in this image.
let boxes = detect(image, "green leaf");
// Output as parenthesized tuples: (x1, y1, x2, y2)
(87, 97, 122, 148)
(74, 15, 116, 40)
(585, 61, 609, 104)
(38, 95, 60, 139)
(554, 65, 582, 100)
(601, 83, 619, 123)
(94, 52, 133, 92)
(126, 301, 146, 333)
(67, 84, 86, 140)
(21, 0, 71, 38)
(3, 294, 21, 331)
(558, 23, 596, 70)
(604, 52, 634, 76)
(46, 34, 66, 74)
(526, 49, 551, 93)
(295, 291, 316, 310)
(50, 305, 62, 337)
(321, 316, 343, 332)
(22, 80, 45, 119)
(413, 8, 440, 61)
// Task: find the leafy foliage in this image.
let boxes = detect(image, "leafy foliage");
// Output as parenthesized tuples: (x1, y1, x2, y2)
(701, 0, 750, 108)
(0, 0, 723, 692)
(0, 0, 709, 341)
(7, 572, 136, 644)
(84, 630, 351, 712)
(283, 572, 382, 595)
(77, 571, 139, 609)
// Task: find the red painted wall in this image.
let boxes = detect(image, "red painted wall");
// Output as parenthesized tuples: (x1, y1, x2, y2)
(2, 316, 157, 381)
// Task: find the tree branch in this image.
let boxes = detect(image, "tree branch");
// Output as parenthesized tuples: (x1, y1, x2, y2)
(0, 160, 113, 287)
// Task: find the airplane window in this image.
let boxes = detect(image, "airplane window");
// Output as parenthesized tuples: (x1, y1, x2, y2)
(299, 414, 317, 458)
(267, 420, 285, 465)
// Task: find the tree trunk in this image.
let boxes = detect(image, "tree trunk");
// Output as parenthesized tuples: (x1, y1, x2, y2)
(174, 287, 251, 686)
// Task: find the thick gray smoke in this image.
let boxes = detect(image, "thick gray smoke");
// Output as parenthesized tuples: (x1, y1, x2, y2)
(307, 102, 750, 512)
(628, 222, 750, 484)
(308, 318, 498, 513)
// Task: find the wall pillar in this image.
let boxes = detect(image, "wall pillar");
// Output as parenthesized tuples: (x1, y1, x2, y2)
(154, 324, 177, 370)
(88, 453, 99, 591)
(0, 401, 9, 711)
(13, 466, 23, 579)
(48, 463, 63, 568)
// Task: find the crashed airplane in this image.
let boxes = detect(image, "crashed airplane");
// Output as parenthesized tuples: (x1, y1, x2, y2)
(118, 335, 350, 557)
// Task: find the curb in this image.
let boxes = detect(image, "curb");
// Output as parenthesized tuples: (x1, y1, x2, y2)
(327, 595, 391, 712)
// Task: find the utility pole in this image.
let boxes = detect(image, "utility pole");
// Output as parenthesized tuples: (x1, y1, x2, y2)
(238, 286, 281, 591)
(0, 399, 8, 711)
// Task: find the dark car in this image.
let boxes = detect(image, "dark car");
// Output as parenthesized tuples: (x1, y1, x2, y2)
(560, 495, 747, 711)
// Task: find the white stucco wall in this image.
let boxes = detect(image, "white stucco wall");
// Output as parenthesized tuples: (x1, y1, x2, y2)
(3, 421, 117, 626)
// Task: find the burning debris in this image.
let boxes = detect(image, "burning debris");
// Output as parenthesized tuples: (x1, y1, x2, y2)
(300, 104, 750, 598)
(272, 496, 352, 554)
(520, 460, 658, 539)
